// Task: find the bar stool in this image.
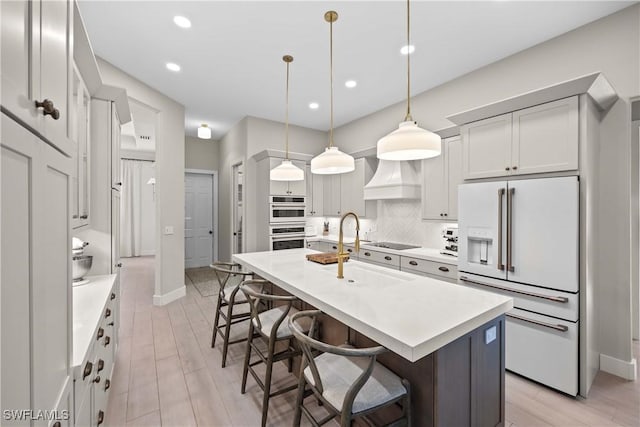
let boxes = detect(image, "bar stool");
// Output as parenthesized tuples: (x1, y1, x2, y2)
(210, 262, 254, 367)
(289, 310, 411, 427)
(240, 280, 311, 427)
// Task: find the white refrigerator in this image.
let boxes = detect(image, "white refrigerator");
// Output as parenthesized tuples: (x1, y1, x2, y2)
(458, 176, 580, 395)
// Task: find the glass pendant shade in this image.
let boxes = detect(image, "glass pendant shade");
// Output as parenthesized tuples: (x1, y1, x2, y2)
(311, 146, 355, 175)
(377, 121, 442, 160)
(198, 124, 211, 139)
(270, 159, 304, 181)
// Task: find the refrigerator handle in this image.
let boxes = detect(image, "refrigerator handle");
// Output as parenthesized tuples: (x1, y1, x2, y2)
(507, 187, 515, 272)
(497, 188, 505, 271)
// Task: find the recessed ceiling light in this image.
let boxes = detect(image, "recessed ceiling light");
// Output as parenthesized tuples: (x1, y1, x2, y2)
(309, 102, 319, 110)
(166, 62, 181, 72)
(198, 124, 211, 139)
(400, 44, 415, 55)
(345, 80, 357, 88)
(173, 16, 191, 28)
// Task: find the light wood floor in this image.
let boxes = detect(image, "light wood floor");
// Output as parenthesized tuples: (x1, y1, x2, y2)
(106, 256, 639, 427)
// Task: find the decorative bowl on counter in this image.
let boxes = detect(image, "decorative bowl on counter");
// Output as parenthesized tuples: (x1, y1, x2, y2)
(72, 255, 93, 282)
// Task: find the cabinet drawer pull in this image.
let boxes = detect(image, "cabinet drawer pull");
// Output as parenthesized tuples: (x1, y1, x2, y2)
(440, 213, 443, 217)
(104, 336, 111, 346)
(505, 167, 510, 171)
(409, 260, 418, 266)
(94, 375, 101, 384)
(97, 328, 104, 340)
(512, 166, 518, 170)
(111, 292, 116, 300)
(80, 214, 88, 219)
(105, 308, 111, 318)
(438, 266, 450, 272)
(97, 410, 105, 425)
(83, 361, 93, 380)
(35, 99, 60, 120)
(347, 248, 352, 253)
(97, 359, 104, 373)
(459, 276, 569, 303)
(105, 379, 111, 391)
(384, 256, 392, 261)
(364, 252, 371, 257)
(332, 246, 337, 250)
(506, 313, 568, 332)
(107, 322, 114, 327)
(116, 262, 122, 268)
(72, 214, 79, 219)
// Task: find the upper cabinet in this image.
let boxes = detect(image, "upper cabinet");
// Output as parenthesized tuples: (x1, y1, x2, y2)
(71, 64, 91, 229)
(422, 136, 463, 220)
(322, 158, 375, 218)
(305, 164, 324, 217)
(268, 158, 306, 196)
(461, 96, 579, 180)
(1, 0, 73, 156)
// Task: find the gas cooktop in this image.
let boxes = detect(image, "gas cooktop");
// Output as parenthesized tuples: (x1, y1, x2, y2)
(367, 242, 421, 250)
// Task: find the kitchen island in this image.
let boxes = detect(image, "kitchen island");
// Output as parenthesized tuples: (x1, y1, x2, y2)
(234, 248, 513, 426)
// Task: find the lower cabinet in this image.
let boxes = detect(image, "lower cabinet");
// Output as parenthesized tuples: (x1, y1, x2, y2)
(400, 256, 458, 283)
(72, 275, 119, 427)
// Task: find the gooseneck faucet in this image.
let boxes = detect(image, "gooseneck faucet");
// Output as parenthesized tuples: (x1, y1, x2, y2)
(337, 211, 361, 279)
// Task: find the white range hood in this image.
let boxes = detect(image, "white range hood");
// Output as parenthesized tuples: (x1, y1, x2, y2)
(363, 159, 420, 200)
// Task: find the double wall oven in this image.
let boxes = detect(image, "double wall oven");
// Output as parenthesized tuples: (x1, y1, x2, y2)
(269, 196, 306, 250)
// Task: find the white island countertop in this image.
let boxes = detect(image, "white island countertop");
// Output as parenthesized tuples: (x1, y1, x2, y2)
(233, 249, 512, 362)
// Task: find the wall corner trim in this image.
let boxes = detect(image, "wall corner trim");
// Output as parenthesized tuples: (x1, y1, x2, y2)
(153, 285, 186, 306)
(599, 353, 637, 380)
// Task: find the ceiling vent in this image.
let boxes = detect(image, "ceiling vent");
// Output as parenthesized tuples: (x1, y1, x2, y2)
(363, 160, 420, 200)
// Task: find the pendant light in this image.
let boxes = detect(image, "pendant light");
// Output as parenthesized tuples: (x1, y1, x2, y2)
(270, 55, 304, 181)
(377, 0, 441, 161)
(311, 11, 355, 175)
(198, 123, 212, 139)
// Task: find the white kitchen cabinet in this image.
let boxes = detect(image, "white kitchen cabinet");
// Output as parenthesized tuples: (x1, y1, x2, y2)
(422, 136, 462, 220)
(111, 107, 122, 190)
(322, 158, 375, 217)
(1, 0, 73, 156)
(305, 164, 324, 217)
(1, 113, 73, 426)
(71, 64, 91, 229)
(400, 256, 458, 283)
(461, 96, 578, 179)
(111, 191, 121, 273)
(268, 158, 306, 195)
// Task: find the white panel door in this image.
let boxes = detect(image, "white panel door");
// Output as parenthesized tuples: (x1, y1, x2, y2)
(185, 173, 213, 268)
(507, 176, 579, 292)
(458, 180, 508, 280)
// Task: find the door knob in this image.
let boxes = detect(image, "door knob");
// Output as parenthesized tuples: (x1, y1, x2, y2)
(35, 99, 60, 120)
(209, 230, 213, 234)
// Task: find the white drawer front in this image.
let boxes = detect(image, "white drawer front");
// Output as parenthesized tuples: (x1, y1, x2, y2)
(506, 308, 578, 396)
(458, 273, 578, 321)
(358, 249, 401, 269)
(401, 257, 458, 281)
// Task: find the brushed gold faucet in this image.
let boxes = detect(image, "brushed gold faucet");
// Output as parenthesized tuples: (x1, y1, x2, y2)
(337, 211, 360, 279)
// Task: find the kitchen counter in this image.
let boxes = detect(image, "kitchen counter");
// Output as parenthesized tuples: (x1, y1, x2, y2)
(233, 248, 511, 361)
(72, 274, 117, 367)
(306, 235, 458, 265)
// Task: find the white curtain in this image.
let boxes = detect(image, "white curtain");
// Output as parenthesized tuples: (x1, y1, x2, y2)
(120, 160, 143, 257)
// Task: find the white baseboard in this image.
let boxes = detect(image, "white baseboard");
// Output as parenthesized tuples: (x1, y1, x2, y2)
(153, 285, 186, 306)
(600, 353, 637, 380)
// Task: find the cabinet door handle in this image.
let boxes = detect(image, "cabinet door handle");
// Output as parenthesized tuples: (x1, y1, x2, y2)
(97, 327, 104, 340)
(506, 313, 568, 332)
(512, 166, 518, 170)
(80, 214, 88, 219)
(440, 213, 443, 217)
(105, 308, 111, 318)
(107, 322, 114, 327)
(93, 375, 101, 384)
(116, 263, 122, 268)
(409, 260, 418, 266)
(83, 361, 93, 380)
(97, 410, 105, 425)
(35, 99, 60, 120)
(347, 248, 352, 253)
(505, 167, 510, 171)
(111, 292, 116, 300)
(332, 246, 337, 250)
(384, 256, 392, 261)
(438, 266, 450, 272)
(115, 182, 122, 186)
(104, 336, 111, 346)
(443, 213, 448, 217)
(364, 252, 371, 257)
(72, 214, 79, 219)
(104, 379, 111, 391)
(97, 359, 104, 372)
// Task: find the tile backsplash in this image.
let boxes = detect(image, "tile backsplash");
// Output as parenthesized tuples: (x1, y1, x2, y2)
(307, 199, 456, 249)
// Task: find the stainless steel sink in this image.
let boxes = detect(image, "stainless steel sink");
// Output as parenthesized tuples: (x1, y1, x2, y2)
(366, 242, 421, 250)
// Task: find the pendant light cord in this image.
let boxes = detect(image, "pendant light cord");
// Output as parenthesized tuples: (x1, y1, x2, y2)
(329, 16, 335, 147)
(285, 59, 290, 159)
(405, 0, 413, 122)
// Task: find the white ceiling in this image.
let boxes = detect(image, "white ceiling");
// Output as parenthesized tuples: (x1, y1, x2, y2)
(78, 1, 634, 140)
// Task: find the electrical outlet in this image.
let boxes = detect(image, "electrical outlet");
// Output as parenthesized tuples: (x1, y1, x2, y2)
(485, 326, 497, 344)
(164, 226, 174, 235)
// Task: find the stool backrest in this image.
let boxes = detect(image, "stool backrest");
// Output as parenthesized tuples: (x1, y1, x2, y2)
(289, 310, 387, 413)
(210, 262, 253, 300)
(240, 280, 298, 339)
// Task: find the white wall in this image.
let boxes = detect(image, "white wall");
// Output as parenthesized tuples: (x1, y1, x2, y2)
(185, 135, 219, 171)
(332, 5, 639, 371)
(139, 162, 156, 255)
(97, 58, 186, 305)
